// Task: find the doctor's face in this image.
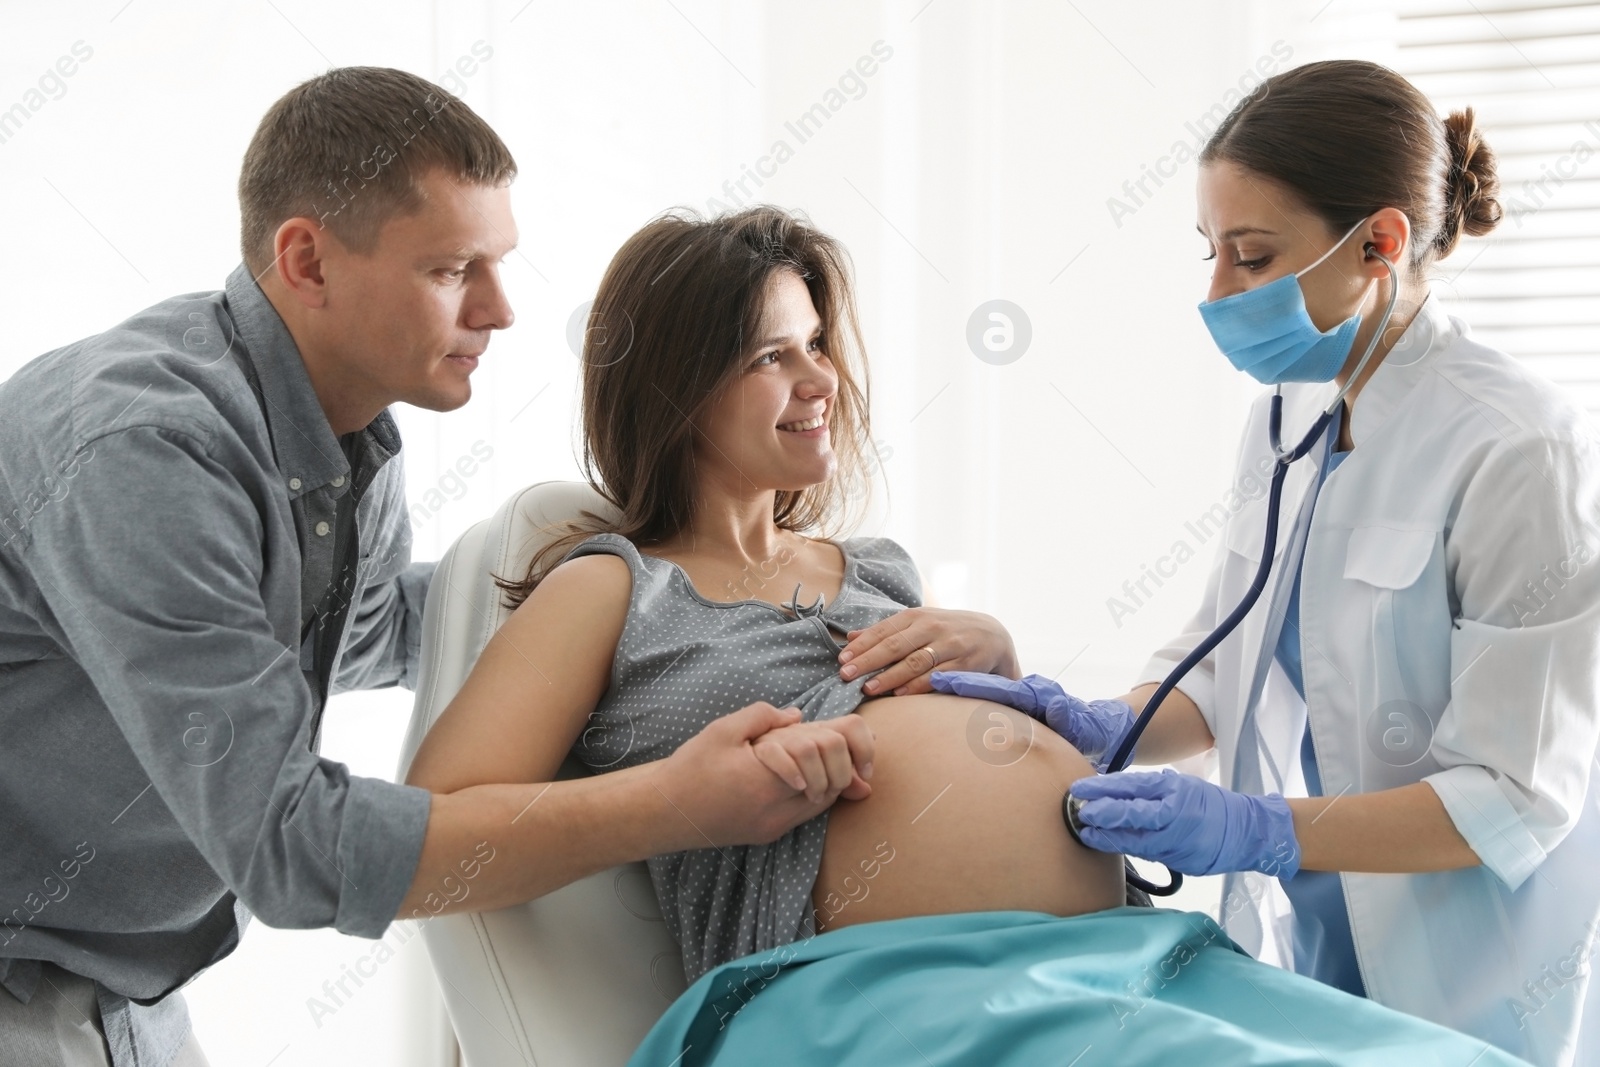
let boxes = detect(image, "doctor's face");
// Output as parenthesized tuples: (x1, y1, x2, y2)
(692, 269, 839, 496)
(1196, 161, 1377, 335)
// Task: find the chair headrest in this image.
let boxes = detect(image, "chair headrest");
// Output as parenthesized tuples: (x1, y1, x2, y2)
(396, 480, 621, 779)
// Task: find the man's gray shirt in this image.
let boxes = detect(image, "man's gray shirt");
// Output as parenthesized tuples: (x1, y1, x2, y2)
(0, 263, 435, 1065)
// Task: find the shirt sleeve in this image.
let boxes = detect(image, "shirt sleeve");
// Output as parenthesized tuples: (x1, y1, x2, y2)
(1423, 425, 1600, 890)
(333, 560, 436, 695)
(331, 434, 435, 695)
(23, 423, 430, 937)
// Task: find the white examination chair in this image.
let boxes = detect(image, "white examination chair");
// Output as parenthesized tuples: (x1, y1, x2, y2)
(395, 481, 689, 1067)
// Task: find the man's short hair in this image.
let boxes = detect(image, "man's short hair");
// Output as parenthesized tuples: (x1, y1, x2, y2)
(237, 66, 516, 274)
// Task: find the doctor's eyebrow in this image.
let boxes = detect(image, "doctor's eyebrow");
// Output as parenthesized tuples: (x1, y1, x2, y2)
(1197, 224, 1281, 241)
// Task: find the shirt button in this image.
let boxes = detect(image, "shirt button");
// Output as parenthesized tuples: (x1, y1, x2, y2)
(315, 521, 330, 536)
(332, 476, 345, 487)
(288, 477, 302, 490)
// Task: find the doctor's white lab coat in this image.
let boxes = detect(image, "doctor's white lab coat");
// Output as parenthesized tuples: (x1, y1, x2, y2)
(1136, 293, 1600, 1066)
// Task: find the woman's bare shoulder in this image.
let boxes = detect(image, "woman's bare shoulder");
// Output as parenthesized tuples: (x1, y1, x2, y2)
(510, 550, 633, 631)
(406, 550, 636, 792)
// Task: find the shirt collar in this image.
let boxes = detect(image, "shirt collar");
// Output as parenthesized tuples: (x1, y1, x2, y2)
(223, 263, 400, 499)
(1348, 289, 1459, 448)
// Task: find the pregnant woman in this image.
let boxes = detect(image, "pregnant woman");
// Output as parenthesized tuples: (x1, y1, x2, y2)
(404, 205, 1126, 983)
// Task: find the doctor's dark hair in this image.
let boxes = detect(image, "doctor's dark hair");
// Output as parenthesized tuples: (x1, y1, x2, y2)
(1200, 60, 1502, 270)
(494, 205, 875, 609)
(238, 66, 516, 275)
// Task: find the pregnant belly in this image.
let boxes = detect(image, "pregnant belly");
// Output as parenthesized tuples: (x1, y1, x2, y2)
(812, 692, 1124, 933)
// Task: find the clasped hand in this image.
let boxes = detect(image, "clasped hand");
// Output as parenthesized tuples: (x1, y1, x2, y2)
(750, 709, 874, 804)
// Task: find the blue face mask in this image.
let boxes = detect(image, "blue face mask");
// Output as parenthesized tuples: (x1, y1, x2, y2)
(1197, 218, 1376, 384)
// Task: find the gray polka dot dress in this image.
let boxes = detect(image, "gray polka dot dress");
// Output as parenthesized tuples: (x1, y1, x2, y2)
(560, 531, 923, 983)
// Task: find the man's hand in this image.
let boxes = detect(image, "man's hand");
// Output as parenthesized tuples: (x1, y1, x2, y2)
(652, 702, 876, 847)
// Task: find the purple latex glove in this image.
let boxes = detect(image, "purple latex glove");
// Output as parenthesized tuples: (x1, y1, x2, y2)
(928, 671, 1134, 770)
(1070, 768, 1301, 879)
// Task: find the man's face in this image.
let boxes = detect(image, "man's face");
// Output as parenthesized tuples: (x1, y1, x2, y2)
(316, 167, 517, 413)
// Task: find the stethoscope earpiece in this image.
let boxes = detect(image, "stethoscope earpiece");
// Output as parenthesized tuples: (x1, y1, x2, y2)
(1364, 238, 1401, 264)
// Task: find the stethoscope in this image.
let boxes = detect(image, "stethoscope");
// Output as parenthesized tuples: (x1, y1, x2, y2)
(1065, 244, 1400, 898)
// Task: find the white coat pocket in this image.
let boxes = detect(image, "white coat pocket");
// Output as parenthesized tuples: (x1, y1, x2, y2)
(1340, 525, 1452, 771)
(1343, 526, 1435, 589)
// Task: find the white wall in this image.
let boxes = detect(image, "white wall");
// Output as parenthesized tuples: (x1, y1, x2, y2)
(1, 1, 1323, 1061)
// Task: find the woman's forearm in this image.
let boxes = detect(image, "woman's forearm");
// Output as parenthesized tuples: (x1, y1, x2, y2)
(1113, 683, 1215, 765)
(1290, 781, 1479, 873)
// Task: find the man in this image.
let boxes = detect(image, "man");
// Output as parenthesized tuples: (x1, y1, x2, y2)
(0, 66, 872, 1066)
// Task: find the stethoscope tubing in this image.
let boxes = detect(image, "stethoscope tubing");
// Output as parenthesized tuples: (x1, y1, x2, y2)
(1066, 249, 1400, 898)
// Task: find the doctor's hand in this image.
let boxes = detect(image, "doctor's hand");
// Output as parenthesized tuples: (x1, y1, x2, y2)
(927, 672, 1134, 770)
(1070, 769, 1301, 879)
(838, 608, 1019, 696)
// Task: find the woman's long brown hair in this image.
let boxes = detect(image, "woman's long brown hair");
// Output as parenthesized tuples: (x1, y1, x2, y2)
(494, 205, 875, 609)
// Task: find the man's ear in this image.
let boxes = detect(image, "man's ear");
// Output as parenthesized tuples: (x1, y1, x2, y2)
(267, 216, 334, 309)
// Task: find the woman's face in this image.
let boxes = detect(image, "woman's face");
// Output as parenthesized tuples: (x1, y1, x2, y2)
(1196, 160, 1376, 334)
(693, 269, 838, 495)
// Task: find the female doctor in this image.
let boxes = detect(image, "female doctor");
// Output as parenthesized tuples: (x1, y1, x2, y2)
(841, 59, 1600, 1067)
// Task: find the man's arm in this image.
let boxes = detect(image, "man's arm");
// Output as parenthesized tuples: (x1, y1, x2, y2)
(332, 442, 435, 695)
(332, 558, 434, 694)
(26, 424, 429, 937)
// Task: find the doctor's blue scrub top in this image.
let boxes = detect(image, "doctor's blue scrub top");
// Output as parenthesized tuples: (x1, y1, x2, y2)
(1273, 440, 1367, 998)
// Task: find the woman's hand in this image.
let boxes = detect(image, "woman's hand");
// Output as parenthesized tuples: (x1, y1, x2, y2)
(837, 607, 1020, 697)
(751, 713, 874, 803)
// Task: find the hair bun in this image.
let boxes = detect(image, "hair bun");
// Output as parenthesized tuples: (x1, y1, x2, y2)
(1437, 107, 1503, 256)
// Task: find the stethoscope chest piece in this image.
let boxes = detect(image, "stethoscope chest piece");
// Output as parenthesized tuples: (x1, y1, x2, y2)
(1062, 792, 1087, 843)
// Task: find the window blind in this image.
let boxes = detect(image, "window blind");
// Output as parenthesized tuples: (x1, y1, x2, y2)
(1390, 0, 1600, 418)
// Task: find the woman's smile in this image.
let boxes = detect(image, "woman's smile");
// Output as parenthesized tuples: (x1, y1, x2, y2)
(778, 413, 828, 436)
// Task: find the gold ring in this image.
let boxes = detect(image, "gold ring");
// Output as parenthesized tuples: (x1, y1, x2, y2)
(921, 645, 939, 667)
